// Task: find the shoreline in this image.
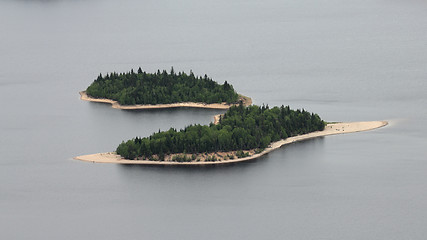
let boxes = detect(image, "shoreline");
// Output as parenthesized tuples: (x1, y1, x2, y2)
(79, 91, 252, 110)
(74, 121, 388, 165)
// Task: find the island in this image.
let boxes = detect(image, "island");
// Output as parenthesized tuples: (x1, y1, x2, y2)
(74, 104, 388, 165)
(80, 67, 252, 110)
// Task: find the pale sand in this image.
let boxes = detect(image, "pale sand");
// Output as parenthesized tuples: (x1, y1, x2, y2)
(74, 121, 388, 165)
(213, 114, 222, 125)
(80, 91, 252, 110)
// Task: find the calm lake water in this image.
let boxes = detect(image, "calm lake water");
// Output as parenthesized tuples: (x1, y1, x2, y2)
(1, 0, 426, 239)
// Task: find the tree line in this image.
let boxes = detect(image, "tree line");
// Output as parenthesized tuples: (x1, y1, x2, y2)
(85, 67, 239, 105)
(116, 104, 326, 160)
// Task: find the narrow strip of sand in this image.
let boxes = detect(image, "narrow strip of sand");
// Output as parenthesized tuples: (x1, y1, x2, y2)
(74, 121, 388, 165)
(79, 91, 252, 110)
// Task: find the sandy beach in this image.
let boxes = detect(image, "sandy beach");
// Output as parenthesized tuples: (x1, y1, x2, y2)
(79, 91, 252, 110)
(74, 121, 388, 165)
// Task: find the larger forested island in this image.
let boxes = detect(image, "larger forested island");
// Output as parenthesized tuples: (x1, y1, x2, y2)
(75, 103, 388, 165)
(83, 67, 251, 108)
(116, 104, 326, 162)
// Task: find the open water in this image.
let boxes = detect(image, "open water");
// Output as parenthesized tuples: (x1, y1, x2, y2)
(1, 0, 426, 239)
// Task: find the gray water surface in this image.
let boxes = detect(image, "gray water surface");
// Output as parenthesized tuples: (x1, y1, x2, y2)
(1, 0, 426, 239)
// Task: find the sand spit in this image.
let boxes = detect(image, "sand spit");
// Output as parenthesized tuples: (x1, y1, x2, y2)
(79, 91, 252, 110)
(74, 121, 388, 165)
(213, 114, 222, 125)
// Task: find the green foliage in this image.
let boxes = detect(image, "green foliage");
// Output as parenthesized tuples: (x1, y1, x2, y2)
(171, 154, 191, 162)
(205, 155, 218, 162)
(85, 68, 239, 105)
(254, 148, 264, 154)
(236, 150, 249, 159)
(116, 104, 326, 160)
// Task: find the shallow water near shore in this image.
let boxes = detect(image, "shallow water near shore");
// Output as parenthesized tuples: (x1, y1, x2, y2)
(1, 0, 427, 239)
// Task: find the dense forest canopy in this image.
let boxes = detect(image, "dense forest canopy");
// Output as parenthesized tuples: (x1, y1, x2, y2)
(116, 104, 326, 160)
(85, 67, 239, 105)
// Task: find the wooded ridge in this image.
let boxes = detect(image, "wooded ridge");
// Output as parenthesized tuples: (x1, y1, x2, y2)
(85, 67, 240, 105)
(116, 104, 326, 161)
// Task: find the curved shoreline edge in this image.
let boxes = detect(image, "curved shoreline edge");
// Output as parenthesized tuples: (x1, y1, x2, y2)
(74, 121, 388, 165)
(79, 91, 252, 110)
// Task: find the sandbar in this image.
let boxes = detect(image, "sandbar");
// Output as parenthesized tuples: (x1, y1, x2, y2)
(74, 121, 388, 165)
(79, 91, 252, 110)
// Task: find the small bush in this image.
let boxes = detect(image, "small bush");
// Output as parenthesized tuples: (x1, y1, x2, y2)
(236, 150, 249, 158)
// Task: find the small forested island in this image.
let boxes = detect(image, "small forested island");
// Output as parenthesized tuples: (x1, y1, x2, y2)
(81, 67, 251, 109)
(115, 104, 325, 162)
